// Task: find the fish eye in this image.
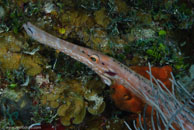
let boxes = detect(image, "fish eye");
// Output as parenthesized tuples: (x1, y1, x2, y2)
(90, 55, 99, 62)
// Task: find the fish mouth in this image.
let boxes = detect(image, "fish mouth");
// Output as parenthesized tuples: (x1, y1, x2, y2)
(23, 22, 36, 37)
(104, 70, 117, 77)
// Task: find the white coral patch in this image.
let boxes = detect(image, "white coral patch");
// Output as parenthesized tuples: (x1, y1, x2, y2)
(44, 2, 55, 14)
(87, 93, 103, 111)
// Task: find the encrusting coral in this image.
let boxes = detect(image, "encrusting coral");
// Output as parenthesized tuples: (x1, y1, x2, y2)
(57, 94, 86, 126)
(20, 55, 43, 76)
(39, 80, 86, 126)
(0, 33, 44, 76)
(84, 91, 106, 115)
(39, 78, 106, 126)
(0, 33, 22, 70)
(94, 7, 110, 28)
(84, 78, 106, 115)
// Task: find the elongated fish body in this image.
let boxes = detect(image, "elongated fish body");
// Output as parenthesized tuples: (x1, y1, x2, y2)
(23, 22, 194, 130)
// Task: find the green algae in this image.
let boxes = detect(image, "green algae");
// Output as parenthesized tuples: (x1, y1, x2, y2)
(159, 30, 167, 36)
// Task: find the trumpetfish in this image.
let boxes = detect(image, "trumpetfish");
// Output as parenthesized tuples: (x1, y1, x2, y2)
(23, 22, 194, 130)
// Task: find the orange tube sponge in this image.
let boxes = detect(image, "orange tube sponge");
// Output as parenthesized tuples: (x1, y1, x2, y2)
(111, 66, 173, 114)
(111, 83, 144, 113)
(130, 66, 173, 91)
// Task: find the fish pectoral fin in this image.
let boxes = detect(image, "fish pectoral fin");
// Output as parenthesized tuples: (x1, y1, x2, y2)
(100, 75, 112, 86)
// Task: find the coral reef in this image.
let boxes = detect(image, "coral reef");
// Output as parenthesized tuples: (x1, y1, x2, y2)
(0, 88, 33, 126)
(178, 65, 194, 98)
(0, 0, 193, 129)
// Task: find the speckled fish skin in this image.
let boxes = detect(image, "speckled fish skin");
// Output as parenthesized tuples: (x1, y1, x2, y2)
(23, 22, 194, 130)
